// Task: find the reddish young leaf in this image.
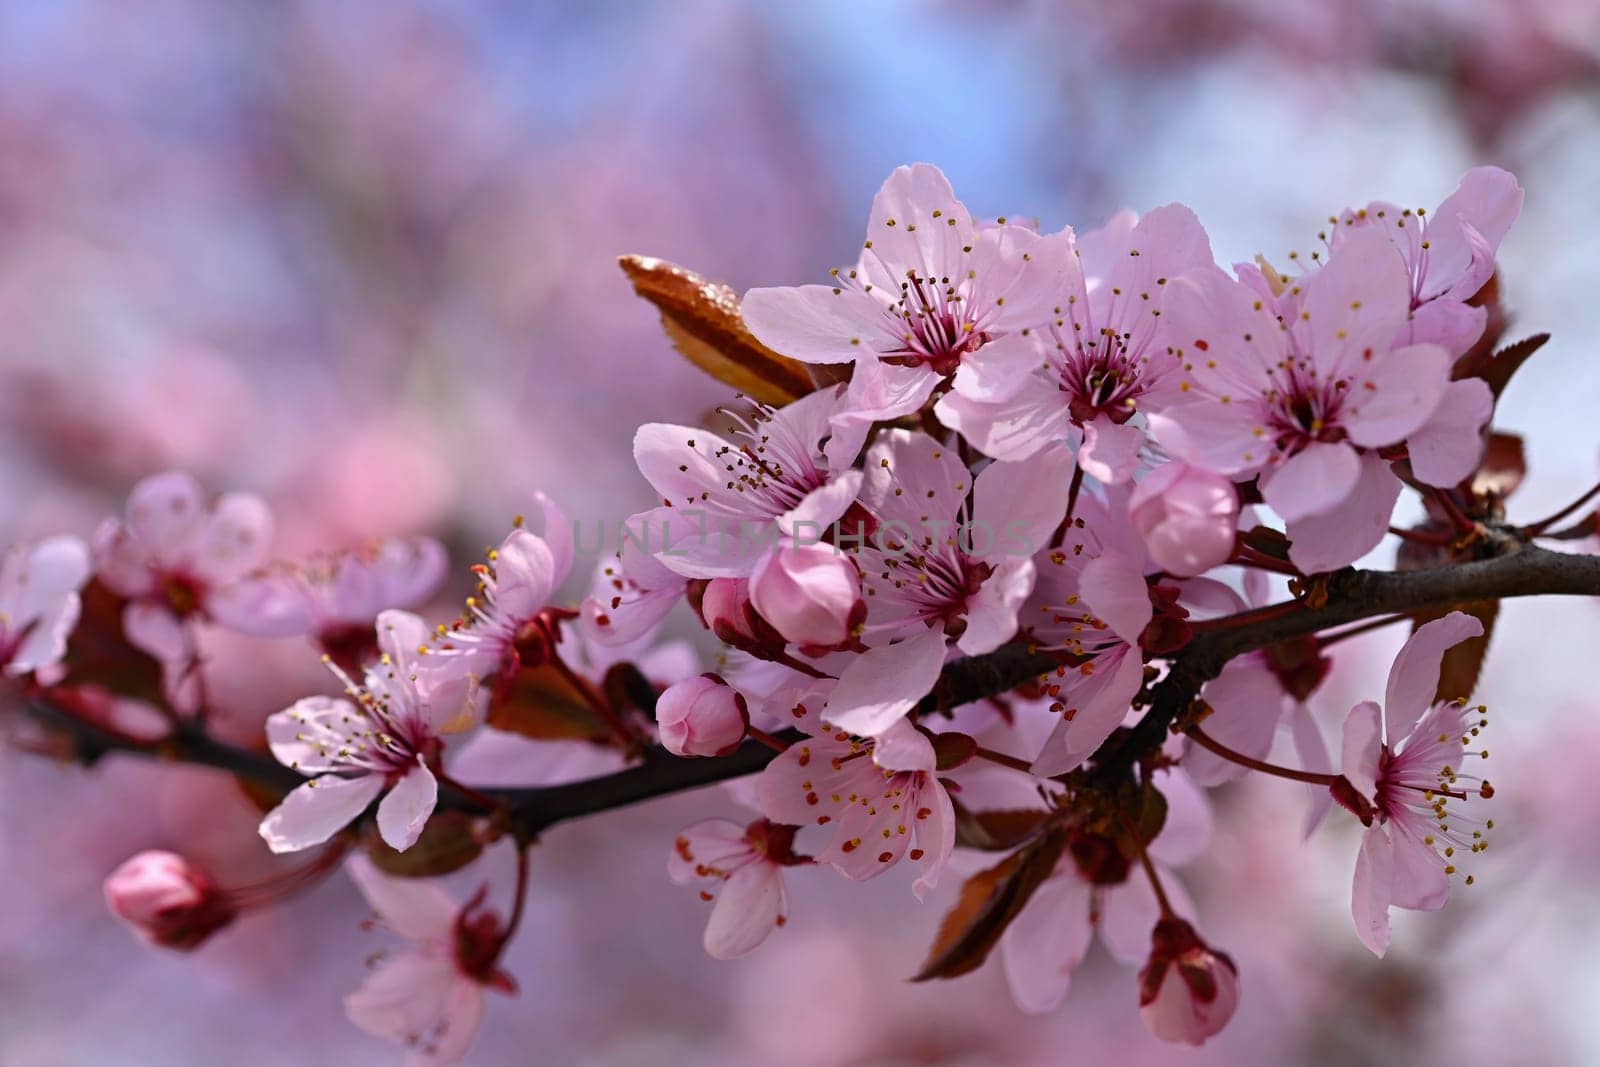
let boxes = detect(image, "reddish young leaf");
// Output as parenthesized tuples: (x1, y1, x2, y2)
(489, 663, 610, 742)
(62, 579, 165, 707)
(367, 812, 485, 878)
(1457, 332, 1549, 401)
(619, 255, 823, 405)
(913, 824, 1069, 981)
(1472, 432, 1526, 502)
(950, 800, 1053, 851)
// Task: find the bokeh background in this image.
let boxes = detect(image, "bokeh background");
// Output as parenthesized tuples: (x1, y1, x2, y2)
(2, 1, 1599, 1063)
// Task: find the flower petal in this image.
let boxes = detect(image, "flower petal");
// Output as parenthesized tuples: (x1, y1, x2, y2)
(1000, 875, 1095, 1014)
(1284, 451, 1401, 573)
(345, 855, 458, 941)
(1384, 610, 1484, 739)
(1340, 700, 1384, 799)
(704, 862, 786, 959)
(822, 627, 948, 737)
(1260, 441, 1360, 524)
(1406, 377, 1493, 488)
(376, 761, 439, 852)
(741, 283, 883, 364)
(1342, 344, 1449, 450)
(1352, 825, 1396, 957)
(259, 773, 384, 854)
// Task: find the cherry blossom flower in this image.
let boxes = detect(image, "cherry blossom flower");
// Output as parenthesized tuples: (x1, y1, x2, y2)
(749, 542, 865, 654)
(1338, 610, 1491, 956)
(103, 850, 236, 951)
(259, 610, 482, 854)
(581, 512, 688, 647)
(822, 429, 1074, 737)
(656, 673, 749, 757)
(1149, 226, 1489, 572)
(92, 471, 273, 662)
(1137, 917, 1240, 1045)
(1127, 461, 1238, 576)
(757, 715, 955, 900)
(1023, 486, 1157, 776)
(999, 768, 1210, 1015)
(936, 205, 1214, 481)
(217, 537, 448, 669)
(343, 857, 515, 1066)
(0, 535, 90, 678)
(669, 817, 807, 959)
(426, 496, 574, 685)
(630, 385, 867, 578)
(1182, 575, 1334, 833)
(1331, 166, 1523, 357)
(743, 163, 1072, 430)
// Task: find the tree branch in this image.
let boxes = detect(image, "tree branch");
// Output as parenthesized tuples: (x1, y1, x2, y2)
(21, 544, 1600, 839)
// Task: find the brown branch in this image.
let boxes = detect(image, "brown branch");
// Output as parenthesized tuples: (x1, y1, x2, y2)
(21, 545, 1600, 839)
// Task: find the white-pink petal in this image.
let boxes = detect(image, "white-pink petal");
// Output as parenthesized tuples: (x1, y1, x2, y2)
(823, 627, 948, 737)
(1383, 610, 1483, 739)
(376, 761, 440, 852)
(259, 773, 385, 854)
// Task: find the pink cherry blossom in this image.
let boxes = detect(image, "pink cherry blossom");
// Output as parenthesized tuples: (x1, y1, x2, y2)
(743, 163, 1072, 429)
(0, 534, 90, 678)
(657, 674, 750, 757)
(1339, 610, 1491, 956)
(92, 471, 273, 662)
(426, 496, 574, 684)
(669, 817, 806, 958)
(215, 537, 448, 668)
(1127, 461, 1238, 577)
(1331, 166, 1523, 357)
(259, 610, 483, 854)
(581, 512, 688, 647)
(1137, 917, 1240, 1045)
(103, 850, 236, 951)
(1181, 578, 1334, 833)
(1000, 768, 1209, 1014)
(1023, 486, 1156, 776)
(749, 542, 864, 654)
(1150, 227, 1487, 572)
(822, 429, 1074, 737)
(936, 205, 1214, 481)
(343, 857, 515, 1066)
(757, 716, 955, 900)
(630, 385, 867, 578)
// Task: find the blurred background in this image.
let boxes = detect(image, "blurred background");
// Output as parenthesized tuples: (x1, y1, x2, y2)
(1, 0, 1599, 1063)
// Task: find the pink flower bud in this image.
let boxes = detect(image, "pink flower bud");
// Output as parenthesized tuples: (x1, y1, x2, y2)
(692, 578, 782, 652)
(1129, 463, 1238, 577)
(1138, 918, 1240, 1045)
(657, 674, 749, 757)
(104, 851, 236, 950)
(749, 544, 864, 653)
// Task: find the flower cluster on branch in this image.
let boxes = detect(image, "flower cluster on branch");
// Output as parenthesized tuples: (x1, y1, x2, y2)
(8, 161, 1600, 1061)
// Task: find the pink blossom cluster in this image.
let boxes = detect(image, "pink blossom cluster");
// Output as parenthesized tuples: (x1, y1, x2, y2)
(0, 160, 1559, 1061)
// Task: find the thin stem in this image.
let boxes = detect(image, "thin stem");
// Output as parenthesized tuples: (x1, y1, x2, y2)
(1228, 539, 1302, 577)
(1188, 597, 1304, 635)
(1388, 525, 1454, 547)
(435, 772, 506, 815)
(746, 726, 789, 752)
(1522, 477, 1600, 536)
(1118, 808, 1174, 918)
(1186, 725, 1339, 786)
(1429, 486, 1476, 535)
(498, 845, 531, 953)
(975, 746, 1033, 774)
(771, 650, 832, 680)
(1317, 613, 1409, 649)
